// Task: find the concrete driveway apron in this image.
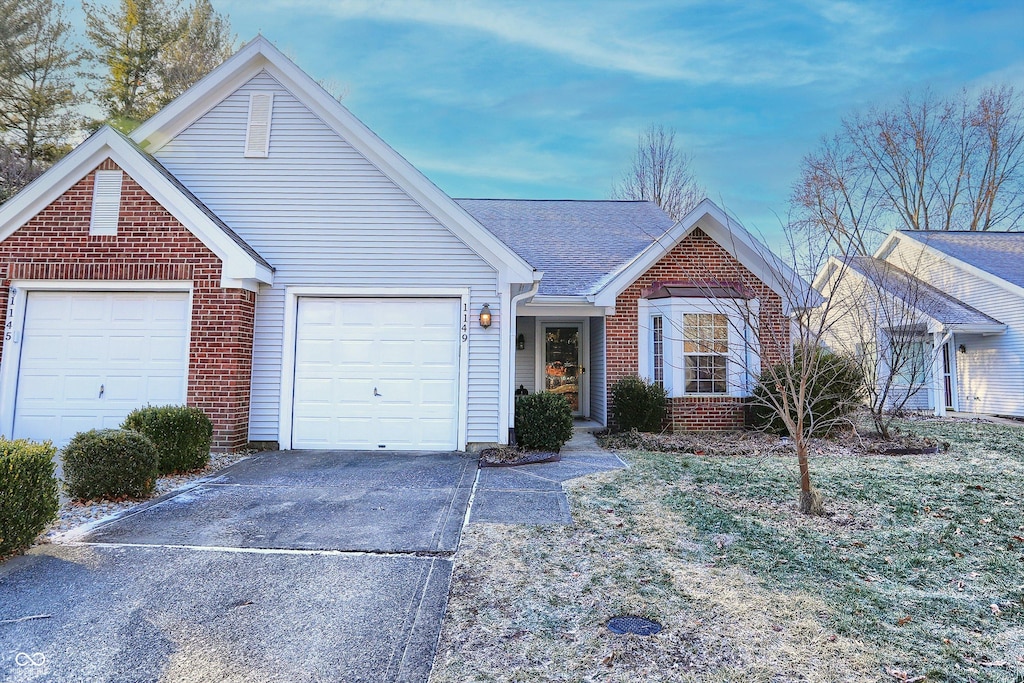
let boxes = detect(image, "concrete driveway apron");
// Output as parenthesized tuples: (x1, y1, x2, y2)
(0, 450, 476, 683)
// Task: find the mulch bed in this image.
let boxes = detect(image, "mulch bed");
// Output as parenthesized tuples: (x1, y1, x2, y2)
(479, 446, 560, 468)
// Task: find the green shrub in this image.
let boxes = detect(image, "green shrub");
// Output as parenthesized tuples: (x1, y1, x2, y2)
(515, 391, 574, 452)
(62, 429, 159, 501)
(751, 346, 864, 436)
(0, 438, 59, 557)
(611, 375, 668, 432)
(122, 405, 213, 474)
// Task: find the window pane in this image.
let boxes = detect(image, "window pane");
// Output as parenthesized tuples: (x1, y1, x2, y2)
(685, 355, 727, 393)
(682, 314, 729, 393)
(652, 316, 664, 387)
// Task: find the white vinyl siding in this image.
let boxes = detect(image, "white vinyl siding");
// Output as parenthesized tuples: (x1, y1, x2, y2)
(588, 316, 607, 426)
(90, 170, 123, 235)
(154, 70, 502, 443)
(890, 240, 1024, 417)
(515, 316, 536, 393)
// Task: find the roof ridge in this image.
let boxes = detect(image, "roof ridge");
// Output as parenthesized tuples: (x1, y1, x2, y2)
(454, 198, 654, 203)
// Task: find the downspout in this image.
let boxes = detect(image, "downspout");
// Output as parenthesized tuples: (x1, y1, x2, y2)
(933, 328, 953, 417)
(508, 279, 541, 444)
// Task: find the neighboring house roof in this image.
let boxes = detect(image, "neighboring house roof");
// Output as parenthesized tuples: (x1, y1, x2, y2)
(899, 230, 1024, 291)
(455, 199, 674, 297)
(130, 35, 537, 285)
(844, 255, 1004, 330)
(0, 126, 273, 290)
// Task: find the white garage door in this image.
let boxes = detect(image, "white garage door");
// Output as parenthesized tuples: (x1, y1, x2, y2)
(13, 291, 190, 447)
(292, 297, 461, 450)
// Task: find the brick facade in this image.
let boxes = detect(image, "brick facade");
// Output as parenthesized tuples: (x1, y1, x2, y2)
(605, 227, 789, 431)
(0, 160, 256, 451)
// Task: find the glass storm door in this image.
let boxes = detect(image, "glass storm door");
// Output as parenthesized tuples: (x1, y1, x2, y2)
(543, 324, 583, 415)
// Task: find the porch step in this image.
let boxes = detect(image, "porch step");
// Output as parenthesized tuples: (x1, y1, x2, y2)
(573, 419, 604, 434)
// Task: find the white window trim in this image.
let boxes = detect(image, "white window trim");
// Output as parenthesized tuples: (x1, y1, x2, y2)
(638, 297, 760, 399)
(0, 280, 194, 440)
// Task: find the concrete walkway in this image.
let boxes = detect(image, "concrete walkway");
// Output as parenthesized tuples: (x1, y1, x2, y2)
(470, 430, 626, 525)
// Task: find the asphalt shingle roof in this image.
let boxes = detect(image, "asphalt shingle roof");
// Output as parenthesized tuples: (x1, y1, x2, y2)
(903, 230, 1024, 291)
(456, 199, 674, 297)
(846, 256, 1003, 327)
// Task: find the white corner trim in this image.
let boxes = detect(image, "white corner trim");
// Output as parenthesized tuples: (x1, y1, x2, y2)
(276, 286, 471, 451)
(0, 128, 272, 292)
(0, 281, 194, 441)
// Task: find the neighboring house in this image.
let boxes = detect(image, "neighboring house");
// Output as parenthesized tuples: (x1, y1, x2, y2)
(815, 230, 1022, 418)
(0, 37, 797, 452)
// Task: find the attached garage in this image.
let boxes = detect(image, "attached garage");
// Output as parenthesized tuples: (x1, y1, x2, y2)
(291, 297, 462, 450)
(9, 290, 190, 447)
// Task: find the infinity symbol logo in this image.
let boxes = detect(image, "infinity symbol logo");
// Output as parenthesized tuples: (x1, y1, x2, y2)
(15, 652, 45, 667)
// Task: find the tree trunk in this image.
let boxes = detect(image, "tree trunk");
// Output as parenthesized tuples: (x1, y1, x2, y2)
(796, 437, 823, 515)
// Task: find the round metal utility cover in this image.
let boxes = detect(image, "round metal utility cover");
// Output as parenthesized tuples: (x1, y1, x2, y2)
(607, 616, 662, 636)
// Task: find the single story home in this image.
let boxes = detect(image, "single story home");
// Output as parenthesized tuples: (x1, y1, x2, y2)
(0, 37, 798, 452)
(815, 230, 1022, 418)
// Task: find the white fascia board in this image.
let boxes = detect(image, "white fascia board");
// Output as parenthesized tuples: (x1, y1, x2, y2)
(897, 231, 1024, 302)
(592, 198, 809, 310)
(0, 128, 272, 291)
(131, 36, 536, 285)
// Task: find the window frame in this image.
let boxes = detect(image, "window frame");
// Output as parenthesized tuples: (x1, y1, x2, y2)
(638, 296, 759, 398)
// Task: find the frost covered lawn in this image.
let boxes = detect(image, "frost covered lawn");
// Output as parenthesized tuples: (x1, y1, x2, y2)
(431, 419, 1024, 682)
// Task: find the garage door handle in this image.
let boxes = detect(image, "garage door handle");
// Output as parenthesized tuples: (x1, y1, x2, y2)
(99, 384, 104, 398)
(374, 387, 381, 397)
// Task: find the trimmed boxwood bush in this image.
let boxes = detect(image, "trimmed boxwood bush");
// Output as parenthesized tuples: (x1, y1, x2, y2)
(122, 405, 213, 474)
(62, 429, 159, 500)
(515, 391, 574, 452)
(751, 346, 864, 436)
(611, 375, 668, 432)
(0, 438, 59, 558)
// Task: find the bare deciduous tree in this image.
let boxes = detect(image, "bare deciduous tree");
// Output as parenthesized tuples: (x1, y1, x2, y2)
(794, 87, 1024, 253)
(639, 211, 859, 515)
(0, 0, 80, 171)
(816, 252, 941, 439)
(616, 124, 705, 220)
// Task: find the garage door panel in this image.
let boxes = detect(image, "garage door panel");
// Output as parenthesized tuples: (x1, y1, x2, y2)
(13, 291, 189, 447)
(292, 297, 460, 450)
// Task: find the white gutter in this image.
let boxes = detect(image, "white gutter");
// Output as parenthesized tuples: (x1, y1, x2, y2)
(507, 279, 541, 442)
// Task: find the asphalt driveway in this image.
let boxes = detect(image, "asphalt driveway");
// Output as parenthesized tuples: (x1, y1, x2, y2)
(0, 450, 476, 683)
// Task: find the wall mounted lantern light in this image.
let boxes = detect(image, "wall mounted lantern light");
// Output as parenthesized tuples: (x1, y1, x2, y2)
(958, 344, 967, 354)
(479, 303, 492, 328)
(517, 333, 526, 350)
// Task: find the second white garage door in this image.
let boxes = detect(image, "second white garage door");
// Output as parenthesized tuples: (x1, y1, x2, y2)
(12, 290, 190, 447)
(291, 298, 461, 450)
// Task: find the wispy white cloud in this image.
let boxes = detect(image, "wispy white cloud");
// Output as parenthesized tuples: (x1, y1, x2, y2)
(263, 0, 916, 87)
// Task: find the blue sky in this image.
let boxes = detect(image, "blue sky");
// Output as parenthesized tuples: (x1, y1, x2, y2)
(215, 0, 1024, 245)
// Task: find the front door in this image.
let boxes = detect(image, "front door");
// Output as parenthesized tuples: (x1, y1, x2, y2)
(541, 323, 585, 417)
(942, 341, 957, 411)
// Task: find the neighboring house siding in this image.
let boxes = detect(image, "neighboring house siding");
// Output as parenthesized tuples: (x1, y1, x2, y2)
(589, 316, 607, 426)
(515, 316, 536, 393)
(154, 71, 503, 444)
(889, 240, 1024, 416)
(0, 160, 255, 450)
(607, 228, 788, 430)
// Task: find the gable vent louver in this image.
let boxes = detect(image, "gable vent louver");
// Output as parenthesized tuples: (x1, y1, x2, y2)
(244, 92, 274, 158)
(89, 170, 123, 235)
